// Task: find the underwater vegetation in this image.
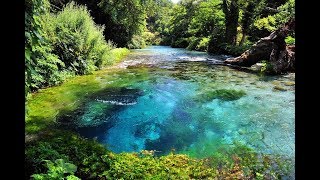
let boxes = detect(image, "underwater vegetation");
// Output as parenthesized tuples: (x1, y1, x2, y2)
(26, 46, 295, 179)
(195, 89, 247, 102)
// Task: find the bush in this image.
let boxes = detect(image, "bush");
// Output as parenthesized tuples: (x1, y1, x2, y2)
(186, 37, 201, 50)
(159, 36, 172, 45)
(127, 35, 146, 49)
(25, 1, 118, 93)
(260, 60, 274, 74)
(25, 130, 110, 179)
(171, 38, 189, 48)
(50, 2, 114, 75)
(25, 0, 64, 92)
(25, 130, 294, 179)
(101, 152, 216, 179)
(196, 37, 210, 51)
(31, 159, 80, 180)
(141, 31, 162, 45)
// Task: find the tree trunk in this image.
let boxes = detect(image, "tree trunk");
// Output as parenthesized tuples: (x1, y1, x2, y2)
(224, 18, 295, 74)
(239, 1, 256, 46)
(222, 0, 239, 45)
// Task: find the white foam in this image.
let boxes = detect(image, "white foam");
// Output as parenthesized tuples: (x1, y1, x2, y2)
(96, 99, 137, 105)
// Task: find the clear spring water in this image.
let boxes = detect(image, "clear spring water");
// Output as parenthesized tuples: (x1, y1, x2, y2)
(59, 46, 295, 161)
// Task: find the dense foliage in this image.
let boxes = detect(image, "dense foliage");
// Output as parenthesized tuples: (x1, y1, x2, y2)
(26, 130, 293, 179)
(25, 0, 129, 94)
(145, 0, 295, 55)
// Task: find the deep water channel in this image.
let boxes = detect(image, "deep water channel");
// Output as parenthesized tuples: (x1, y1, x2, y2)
(57, 46, 295, 163)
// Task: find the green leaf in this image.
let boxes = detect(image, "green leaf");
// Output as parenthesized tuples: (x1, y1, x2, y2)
(66, 175, 81, 180)
(64, 162, 77, 173)
(31, 174, 45, 180)
(25, 48, 31, 61)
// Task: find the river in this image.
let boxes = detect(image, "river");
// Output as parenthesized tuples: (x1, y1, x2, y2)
(57, 46, 295, 162)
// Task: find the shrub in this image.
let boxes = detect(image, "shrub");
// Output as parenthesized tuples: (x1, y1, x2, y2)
(50, 2, 114, 75)
(101, 152, 216, 179)
(260, 60, 274, 74)
(186, 37, 201, 50)
(25, 1, 118, 93)
(171, 38, 189, 48)
(26, 130, 294, 179)
(25, 130, 110, 179)
(25, 0, 64, 92)
(31, 159, 80, 180)
(127, 35, 146, 49)
(196, 37, 210, 51)
(141, 31, 161, 45)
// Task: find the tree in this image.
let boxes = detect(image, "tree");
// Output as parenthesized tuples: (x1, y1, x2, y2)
(222, 0, 240, 45)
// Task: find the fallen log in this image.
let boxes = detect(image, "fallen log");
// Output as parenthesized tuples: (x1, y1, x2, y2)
(224, 18, 295, 74)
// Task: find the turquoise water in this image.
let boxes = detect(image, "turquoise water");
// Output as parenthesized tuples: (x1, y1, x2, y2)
(59, 46, 295, 161)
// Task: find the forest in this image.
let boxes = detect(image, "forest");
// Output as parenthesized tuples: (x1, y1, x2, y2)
(25, 0, 295, 179)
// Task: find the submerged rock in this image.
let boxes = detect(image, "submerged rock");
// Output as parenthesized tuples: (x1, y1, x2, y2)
(284, 81, 295, 86)
(273, 85, 287, 91)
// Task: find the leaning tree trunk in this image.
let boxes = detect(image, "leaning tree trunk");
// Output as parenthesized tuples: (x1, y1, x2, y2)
(224, 18, 295, 74)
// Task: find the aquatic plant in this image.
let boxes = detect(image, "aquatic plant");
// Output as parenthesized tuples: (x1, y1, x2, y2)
(26, 67, 147, 133)
(195, 89, 246, 102)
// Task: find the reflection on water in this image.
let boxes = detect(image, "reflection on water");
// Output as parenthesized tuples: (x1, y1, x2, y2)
(59, 46, 295, 162)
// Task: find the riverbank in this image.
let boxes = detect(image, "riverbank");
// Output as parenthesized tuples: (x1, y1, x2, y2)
(26, 48, 130, 134)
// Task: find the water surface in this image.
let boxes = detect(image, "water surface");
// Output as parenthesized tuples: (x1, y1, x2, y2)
(59, 46, 295, 161)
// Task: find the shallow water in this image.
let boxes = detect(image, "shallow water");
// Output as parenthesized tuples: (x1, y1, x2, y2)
(59, 46, 295, 161)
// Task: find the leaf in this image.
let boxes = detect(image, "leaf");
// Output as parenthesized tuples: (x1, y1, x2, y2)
(25, 32, 31, 39)
(25, 48, 31, 61)
(31, 174, 45, 180)
(66, 175, 81, 180)
(64, 162, 77, 173)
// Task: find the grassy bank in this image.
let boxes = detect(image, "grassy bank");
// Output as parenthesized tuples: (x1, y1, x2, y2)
(26, 48, 130, 133)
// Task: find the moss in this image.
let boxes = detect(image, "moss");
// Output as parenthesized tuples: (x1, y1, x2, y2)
(26, 60, 149, 133)
(195, 89, 247, 102)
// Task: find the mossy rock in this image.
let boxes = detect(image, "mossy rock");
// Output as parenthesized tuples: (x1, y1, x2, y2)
(271, 81, 281, 86)
(273, 85, 287, 91)
(195, 89, 246, 102)
(284, 81, 295, 86)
